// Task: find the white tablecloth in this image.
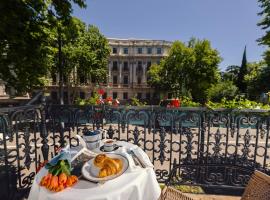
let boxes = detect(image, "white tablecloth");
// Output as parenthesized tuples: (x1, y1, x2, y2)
(28, 141, 161, 200)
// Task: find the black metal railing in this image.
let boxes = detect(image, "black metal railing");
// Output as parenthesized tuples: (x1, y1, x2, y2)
(1, 102, 270, 199)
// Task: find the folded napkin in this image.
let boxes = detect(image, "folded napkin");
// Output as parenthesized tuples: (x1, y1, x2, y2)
(131, 147, 154, 168)
(45, 150, 71, 169)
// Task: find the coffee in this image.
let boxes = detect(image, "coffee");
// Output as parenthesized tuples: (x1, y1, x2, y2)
(104, 139, 115, 151)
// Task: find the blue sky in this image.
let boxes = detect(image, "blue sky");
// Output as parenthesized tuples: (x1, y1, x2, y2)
(73, 0, 266, 70)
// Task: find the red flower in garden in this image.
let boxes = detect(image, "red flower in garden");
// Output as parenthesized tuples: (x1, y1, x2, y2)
(98, 89, 105, 95)
(106, 96, 112, 102)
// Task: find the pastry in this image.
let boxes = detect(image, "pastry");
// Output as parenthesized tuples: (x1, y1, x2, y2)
(93, 154, 123, 178)
(113, 158, 123, 172)
(94, 154, 107, 168)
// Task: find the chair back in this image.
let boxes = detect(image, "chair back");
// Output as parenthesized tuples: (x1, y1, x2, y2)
(159, 186, 195, 200)
(241, 170, 270, 200)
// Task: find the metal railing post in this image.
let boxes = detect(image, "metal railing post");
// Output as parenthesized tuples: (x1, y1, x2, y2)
(40, 95, 49, 161)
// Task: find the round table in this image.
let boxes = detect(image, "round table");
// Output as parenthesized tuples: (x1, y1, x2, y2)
(28, 141, 161, 200)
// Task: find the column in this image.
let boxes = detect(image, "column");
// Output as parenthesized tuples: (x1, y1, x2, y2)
(108, 62, 112, 83)
(142, 62, 146, 84)
(133, 60, 137, 83)
(119, 61, 122, 88)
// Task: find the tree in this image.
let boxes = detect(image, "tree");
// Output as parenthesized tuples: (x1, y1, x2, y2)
(207, 81, 238, 102)
(236, 46, 248, 93)
(187, 39, 221, 102)
(222, 65, 240, 83)
(258, 0, 270, 46)
(63, 25, 111, 103)
(147, 41, 194, 97)
(0, 0, 86, 95)
(147, 38, 221, 103)
(244, 61, 265, 99)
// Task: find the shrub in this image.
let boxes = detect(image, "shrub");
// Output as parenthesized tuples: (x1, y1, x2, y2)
(181, 96, 201, 107)
(207, 81, 238, 102)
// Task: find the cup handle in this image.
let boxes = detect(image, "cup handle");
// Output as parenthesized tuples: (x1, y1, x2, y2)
(76, 135, 87, 148)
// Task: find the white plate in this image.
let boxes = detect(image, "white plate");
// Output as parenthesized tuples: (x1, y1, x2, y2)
(81, 153, 129, 182)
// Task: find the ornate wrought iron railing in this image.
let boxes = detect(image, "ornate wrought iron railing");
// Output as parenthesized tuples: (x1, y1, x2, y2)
(1, 103, 270, 199)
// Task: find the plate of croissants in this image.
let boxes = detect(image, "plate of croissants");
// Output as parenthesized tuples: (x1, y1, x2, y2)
(81, 153, 128, 182)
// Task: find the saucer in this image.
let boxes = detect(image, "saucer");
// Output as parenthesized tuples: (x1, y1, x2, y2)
(100, 144, 120, 152)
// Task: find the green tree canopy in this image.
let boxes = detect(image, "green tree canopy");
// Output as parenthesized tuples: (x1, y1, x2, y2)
(222, 65, 240, 83)
(63, 25, 111, 84)
(236, 46, 248, 93)
(147, 38, 221, 103)
(187, 39, 221, 102)
(0, 0, 86, 94)
(207, 81, 238, 102)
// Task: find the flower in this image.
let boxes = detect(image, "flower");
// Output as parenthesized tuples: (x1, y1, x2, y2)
(48, 175, 59, 191)
(66, 175, 78, 187)
(66, 176, 73, 187)
(59, 173, 67, 185)
(106, 96, 112, 102)
(40, 173, 52, 186)
(98, 89, 105, 95)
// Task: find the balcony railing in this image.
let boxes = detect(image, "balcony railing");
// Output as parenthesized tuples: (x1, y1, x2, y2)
(1, 101, 270, 199)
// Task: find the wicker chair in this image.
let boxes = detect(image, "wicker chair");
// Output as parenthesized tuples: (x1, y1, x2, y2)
(159, 170, 270, 200)
(159, 186, 195, 200)
(241, 170, 270, 200)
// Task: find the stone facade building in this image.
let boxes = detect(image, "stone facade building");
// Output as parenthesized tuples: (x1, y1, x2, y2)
(47, 38, 172, 103)
(106, 38, 171, 102)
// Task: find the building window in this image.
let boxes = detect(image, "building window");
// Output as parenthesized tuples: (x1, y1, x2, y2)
(137, 47, 143, 54)
(51, 91, 57, 100)
(52, 73, 57, 85)
(123, 76, 128, 84)
(123, 47, 128, 54)
(153, 92, 159, 99)
(137, 93, 142, 99)
(113, 47, 117, 54)
(157, 60, 160, 65)
(113, 92, 118, 99)
(147, 48, 152, 54)
(63, 91, 68, 104)
(80, 92, 85, 99)
(79, 74, 86, 84)
(102, 92, 107, 99)
(63, 75, 68, 84)
(137, 61, 143, 72)
(112, 61, 118, 71)
(147, 61, 151, 71)
(137, 77, 141, 84)
(157, 47, 162, 54)
(123, 92, 128, 100)
(146, 93, 151, 100)
(113, 76, 118, 84)
(123, 61, 128, 71)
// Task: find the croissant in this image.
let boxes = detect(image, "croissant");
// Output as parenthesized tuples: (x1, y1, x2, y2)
(97, 157, 123, 178)
(94, 154, 107, 168)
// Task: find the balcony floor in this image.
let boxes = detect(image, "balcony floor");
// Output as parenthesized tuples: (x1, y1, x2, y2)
(187, 194, 241, 200)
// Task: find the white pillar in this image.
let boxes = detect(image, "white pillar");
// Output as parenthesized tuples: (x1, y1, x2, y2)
(108, 62, 112, 83)
(142, 62, 146, 84)
(133, 61, 137, 83)
(119, 61, 122, 86)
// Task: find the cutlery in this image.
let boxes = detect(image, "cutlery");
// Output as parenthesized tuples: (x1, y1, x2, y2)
(127, 149, 145, 168)
(130, 149, 146, 168)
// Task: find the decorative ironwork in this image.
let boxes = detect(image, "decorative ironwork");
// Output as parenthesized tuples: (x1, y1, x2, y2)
(1, 104, 270, 198)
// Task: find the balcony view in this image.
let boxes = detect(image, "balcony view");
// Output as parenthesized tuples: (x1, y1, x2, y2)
(0, 0, 270, 200)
